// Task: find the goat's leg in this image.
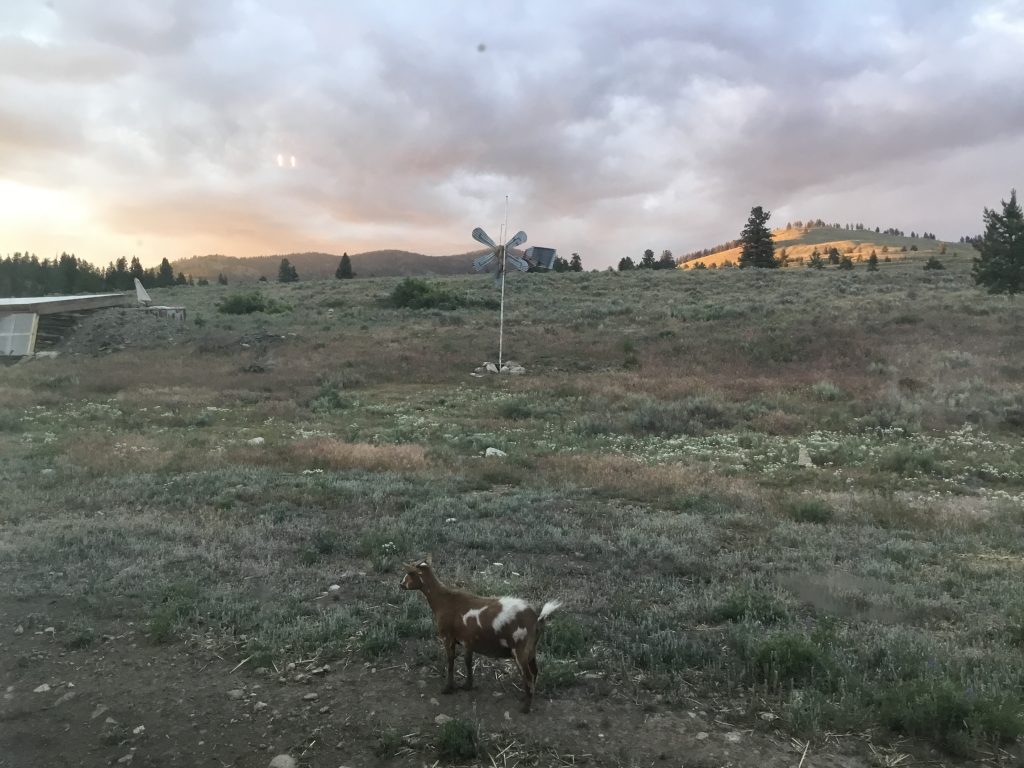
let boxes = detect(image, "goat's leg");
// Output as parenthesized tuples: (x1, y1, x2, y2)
(464, 650, 474, 689)
(442, 638, 457, 694)
(513, 648, 535, 713)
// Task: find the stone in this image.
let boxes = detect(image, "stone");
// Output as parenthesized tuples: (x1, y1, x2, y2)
(724, 732, 742, 743)
(485, 363, 498, 373)
(696, 732, 709, 741)
(117, 754, 133, 765)
(268, 756, 296, 768)
(54, 691, 76, 706)
(227, 689, 245, 700)
(33, 684, 51, 693)
(132, 725, 145, 735)
(254, 701, 268, 712)
(14, 625, 23, 635)
(248, 437, 266, 446)
(797, 445, 814, 468)
(484, 447, 507, 458)
(302, 692, 318, 701)
(434, 714, 452, 725)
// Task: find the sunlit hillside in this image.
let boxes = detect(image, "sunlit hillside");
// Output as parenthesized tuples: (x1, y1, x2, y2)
(681, 225, 969, 268)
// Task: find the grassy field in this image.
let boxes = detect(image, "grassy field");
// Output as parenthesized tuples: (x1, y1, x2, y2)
(2, 250, 1023, 765)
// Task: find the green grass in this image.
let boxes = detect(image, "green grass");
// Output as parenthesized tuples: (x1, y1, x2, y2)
(3, 257, 1024, 759)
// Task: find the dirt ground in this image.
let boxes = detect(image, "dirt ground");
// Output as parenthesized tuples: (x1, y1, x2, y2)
(0, 595, 930, 768)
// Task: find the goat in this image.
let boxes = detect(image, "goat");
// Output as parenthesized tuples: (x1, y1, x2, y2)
(399, 557, 561, 713)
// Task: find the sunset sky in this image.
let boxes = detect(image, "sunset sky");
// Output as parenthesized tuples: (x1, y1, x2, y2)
(2, 1, 1023, 269)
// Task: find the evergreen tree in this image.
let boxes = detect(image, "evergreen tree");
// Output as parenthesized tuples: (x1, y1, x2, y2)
(552, 256, 570, 272)
(638, 249, 656, 269)
(336, 253, 354, 279)
(175, 272, 187, 285)
(868, 251, 879, 271)
(973, 189, 1024, 295)
(129, 256, 145, 285)
(217, 273, 228, 285)
(57, 252, 79, 293)
(738, 206, 778, 268)
(569, 252, 583, 272)
(157, 258, 175, 287)
(278, 258, 299, 283)
(618, 256, 635, 271)
(808, 252, 825, 269)
(657, 250, 676, 270)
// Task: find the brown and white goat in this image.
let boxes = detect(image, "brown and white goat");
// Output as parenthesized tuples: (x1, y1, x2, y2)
(399, 558, 561, 713)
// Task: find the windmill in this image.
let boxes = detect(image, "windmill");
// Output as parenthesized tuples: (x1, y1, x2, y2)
(471, 225, 526, 368)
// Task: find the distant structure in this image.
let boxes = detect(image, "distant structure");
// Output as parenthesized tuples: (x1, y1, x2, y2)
(0, 293, 131, 356)
(134, 278, 152, 306)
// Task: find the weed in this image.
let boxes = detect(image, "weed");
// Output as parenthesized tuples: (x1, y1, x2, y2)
(436, 718, 479, 761)
(785, 499, 834, 524)
(217, 291, 288, 314)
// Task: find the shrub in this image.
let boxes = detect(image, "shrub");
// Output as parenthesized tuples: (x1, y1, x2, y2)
(436, 719, 478, 761)
(924, 257, 945, 270)
(217, 291, 287, 315)
(389, 278, 466, 310)
(785, 498, 834, 524)
(838, 256, 854, 270)
(812, 381, 843, 401)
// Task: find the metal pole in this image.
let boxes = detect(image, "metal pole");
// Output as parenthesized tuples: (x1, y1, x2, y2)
(497, 195, 509, 367)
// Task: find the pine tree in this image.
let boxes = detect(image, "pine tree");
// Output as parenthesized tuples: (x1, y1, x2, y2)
(217, 273, 228, 285)
(336, 253, 354, 279)
(618, 256, 635, 271)
(569, 253, 583, 272)
(657, 250, 676, 270)
(639, 249, 656, 269)
(868, 251, 879, 271)
(738, 206, 778, 268)
(129, 256, 145, 285)
(278, 258, 299, 283)
(973, 189, 1024, 295)
(157, 258, 175, 287)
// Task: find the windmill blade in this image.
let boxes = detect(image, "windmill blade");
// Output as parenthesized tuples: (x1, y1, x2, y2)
(472, 227, 496, 248)
(473, 251, 496, 272)
(506, 253, 530, 272)
(504, 230, 527, 249)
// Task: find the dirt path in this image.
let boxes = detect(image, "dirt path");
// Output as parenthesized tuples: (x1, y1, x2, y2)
(0, 598, 912, 767)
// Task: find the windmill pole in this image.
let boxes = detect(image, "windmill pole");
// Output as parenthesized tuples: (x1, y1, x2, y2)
(497, 195, 509, 367)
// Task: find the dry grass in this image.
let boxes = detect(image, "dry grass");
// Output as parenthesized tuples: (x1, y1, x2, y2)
(270, 437, 429, 473)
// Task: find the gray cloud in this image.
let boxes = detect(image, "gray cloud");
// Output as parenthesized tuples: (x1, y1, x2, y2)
(1, 0, 1022, 267)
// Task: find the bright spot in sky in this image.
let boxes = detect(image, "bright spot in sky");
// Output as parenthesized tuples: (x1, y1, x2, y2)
(276, 154, 296, 168)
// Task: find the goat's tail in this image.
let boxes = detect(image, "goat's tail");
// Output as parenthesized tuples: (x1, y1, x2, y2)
(538, 599, 562, 624)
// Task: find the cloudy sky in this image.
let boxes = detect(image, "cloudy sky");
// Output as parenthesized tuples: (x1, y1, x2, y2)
(2, 1, 1023, 269)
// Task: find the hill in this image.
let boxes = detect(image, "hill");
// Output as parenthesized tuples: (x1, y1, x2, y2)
(680, 225, 967, 268)
(172, 249, 480, 282)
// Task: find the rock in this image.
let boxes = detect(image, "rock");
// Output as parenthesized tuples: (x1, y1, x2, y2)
(132, 725, 145, 735)
(91, 704, 109, 719)
(248, 437, 266, 446)
(268, 756, 296, 768)
(724, 731, 742, 743)
(14, 625, 23, 635)
(318, 705, 330, 714)
(797, 445, 814, 468)
(41, 468, 56, 476)
(228, 689, 245, 700)
(429, 697, 439, 706)
(302, 692, 319, 701)
(254, 701, 268, 712)
(484, 447, 507, 458)
(117, 754, 133, 765)
(54, 691, 76, 706)
(509, 366, 526, 375)
(434, 714, 452, 726)
(696, 732, 709, 741)
(33, 684, 51, 693)
(485, 363, 498, 373)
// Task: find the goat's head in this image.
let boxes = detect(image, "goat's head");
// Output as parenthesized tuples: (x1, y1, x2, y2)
(399, 556, 433, 591)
